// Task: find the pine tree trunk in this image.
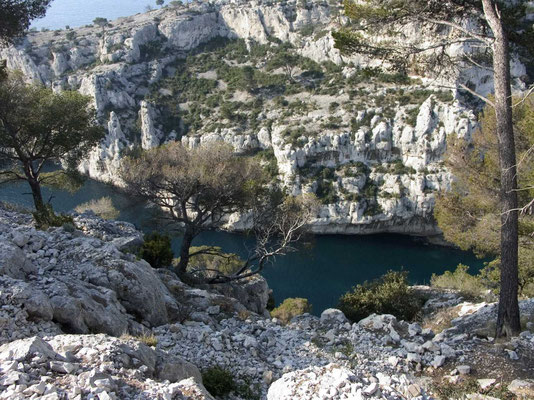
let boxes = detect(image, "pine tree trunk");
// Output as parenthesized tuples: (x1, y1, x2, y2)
(21, 161, 47, 216)
(28, 177, 47, 214)
(175, 227, 195, 276)
(482, 0, 521, 337)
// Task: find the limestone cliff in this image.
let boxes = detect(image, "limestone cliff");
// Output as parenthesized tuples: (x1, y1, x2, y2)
(1, 0, 530, 235)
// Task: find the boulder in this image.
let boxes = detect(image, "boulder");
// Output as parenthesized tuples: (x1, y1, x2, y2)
(508, 379, 534, 398)
(320, 309, 349, 325)
(0, 337, 59, 362)
(157, 356, 202, 383)
(0, 241, 36, 279)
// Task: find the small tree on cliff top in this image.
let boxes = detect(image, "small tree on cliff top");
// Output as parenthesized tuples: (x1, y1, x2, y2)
(0, 73, 105, 226)
(333, 0, 534, 337)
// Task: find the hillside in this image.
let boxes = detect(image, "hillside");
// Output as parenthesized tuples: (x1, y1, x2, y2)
(0, 0, 530, 235)
(1, 204, 533, 399)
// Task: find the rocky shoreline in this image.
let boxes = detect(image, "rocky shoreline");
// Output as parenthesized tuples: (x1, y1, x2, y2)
(2, 0, 529, 236)
(1, 205, 533, 399)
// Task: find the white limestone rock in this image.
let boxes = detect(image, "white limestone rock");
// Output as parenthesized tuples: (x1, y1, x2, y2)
(320, 308, 349, 325)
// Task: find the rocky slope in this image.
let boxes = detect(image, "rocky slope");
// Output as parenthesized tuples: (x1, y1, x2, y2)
(1, 205, 534, 399)
(2, 0, 530, 235)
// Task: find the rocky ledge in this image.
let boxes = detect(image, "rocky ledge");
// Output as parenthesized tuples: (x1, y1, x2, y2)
(1, 204, 533, 399)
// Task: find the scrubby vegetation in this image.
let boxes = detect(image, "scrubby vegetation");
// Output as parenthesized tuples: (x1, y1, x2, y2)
(338, 271, 425, 322)
(202, 366, 236, 397)
(138, 232, 174, 268)
(121, 332, 159, 347)
(74, 196, 119, 220)
(182, 246, 243, 280)
(431, 264, 487, 300)
(271, 297, 312, 324)
(145, 36, 451, 146)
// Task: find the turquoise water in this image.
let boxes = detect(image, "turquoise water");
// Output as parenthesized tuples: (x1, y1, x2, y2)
(31, 0, 167, 30)
(15, 0, 488, 313)
(0, 178, 486, 314)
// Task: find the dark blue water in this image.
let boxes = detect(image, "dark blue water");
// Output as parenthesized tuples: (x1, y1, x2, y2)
(0, 178, 486, 314)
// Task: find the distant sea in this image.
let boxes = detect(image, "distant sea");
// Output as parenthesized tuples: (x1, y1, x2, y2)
(30, 0, 167, 30)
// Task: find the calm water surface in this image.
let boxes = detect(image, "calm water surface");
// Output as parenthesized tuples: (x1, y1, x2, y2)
(15, 3, 486, 312)
(0, 178, 486, 314)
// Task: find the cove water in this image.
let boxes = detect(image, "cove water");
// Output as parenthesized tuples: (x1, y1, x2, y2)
(0, 178, 486, 314)
(31, 0, 167, 30)
(17, 3, 486, 313)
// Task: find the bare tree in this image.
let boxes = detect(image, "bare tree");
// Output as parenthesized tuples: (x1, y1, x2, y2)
(333, 0, 533, 337)
(120, 141, 266, 275)
(206, 194, 319, 283)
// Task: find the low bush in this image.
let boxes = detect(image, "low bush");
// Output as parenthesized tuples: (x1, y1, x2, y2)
(75, 196, 119, 220)
(33, 204, 74, 230)
(431, 264, 486, 300)
(202, 366, 236, 397)
(138, 232, 173, 268)
(338, 271, 425, 322)
(121, 332, 158, 347)
(271, 297, 312, 324)
(183, 246, 243, 279)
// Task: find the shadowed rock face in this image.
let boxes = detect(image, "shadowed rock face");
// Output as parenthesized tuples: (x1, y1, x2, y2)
(0, 0, 529, 236)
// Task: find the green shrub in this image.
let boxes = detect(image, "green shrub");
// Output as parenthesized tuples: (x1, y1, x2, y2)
(202, 366, 236, 397)
(183, 246, 243, 278)
(405, 106, 420, 127)
(338, 271, 425, 322)
(75, 196, 119, 220)
(33, 204, 74, 230)
(329, 101, 340, 113)
(431, 264, 486, 300)
(256, 149, 279, 180)
(138, 232, 173, 268)
(316, 179, 339, 204)
(271, 297, 312, 324)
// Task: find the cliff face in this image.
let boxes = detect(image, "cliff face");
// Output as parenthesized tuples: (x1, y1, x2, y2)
(0, 0, 529, 235)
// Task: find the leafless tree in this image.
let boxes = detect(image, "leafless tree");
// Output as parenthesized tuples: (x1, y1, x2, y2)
(206, 194, 319, 283)
(120, 141, 267, 275)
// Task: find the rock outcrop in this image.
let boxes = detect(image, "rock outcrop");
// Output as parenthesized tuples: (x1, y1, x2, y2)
(1, 205, 534, 399)
(0, 206, 269, 344)
(0, 334, 211, 400)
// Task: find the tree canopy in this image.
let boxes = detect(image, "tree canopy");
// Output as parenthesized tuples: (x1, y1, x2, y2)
(0, 0, 51, 43)
(0, 73, 105, 226)
(120, 142, 317, 281)
(435, 98, 534, 297)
